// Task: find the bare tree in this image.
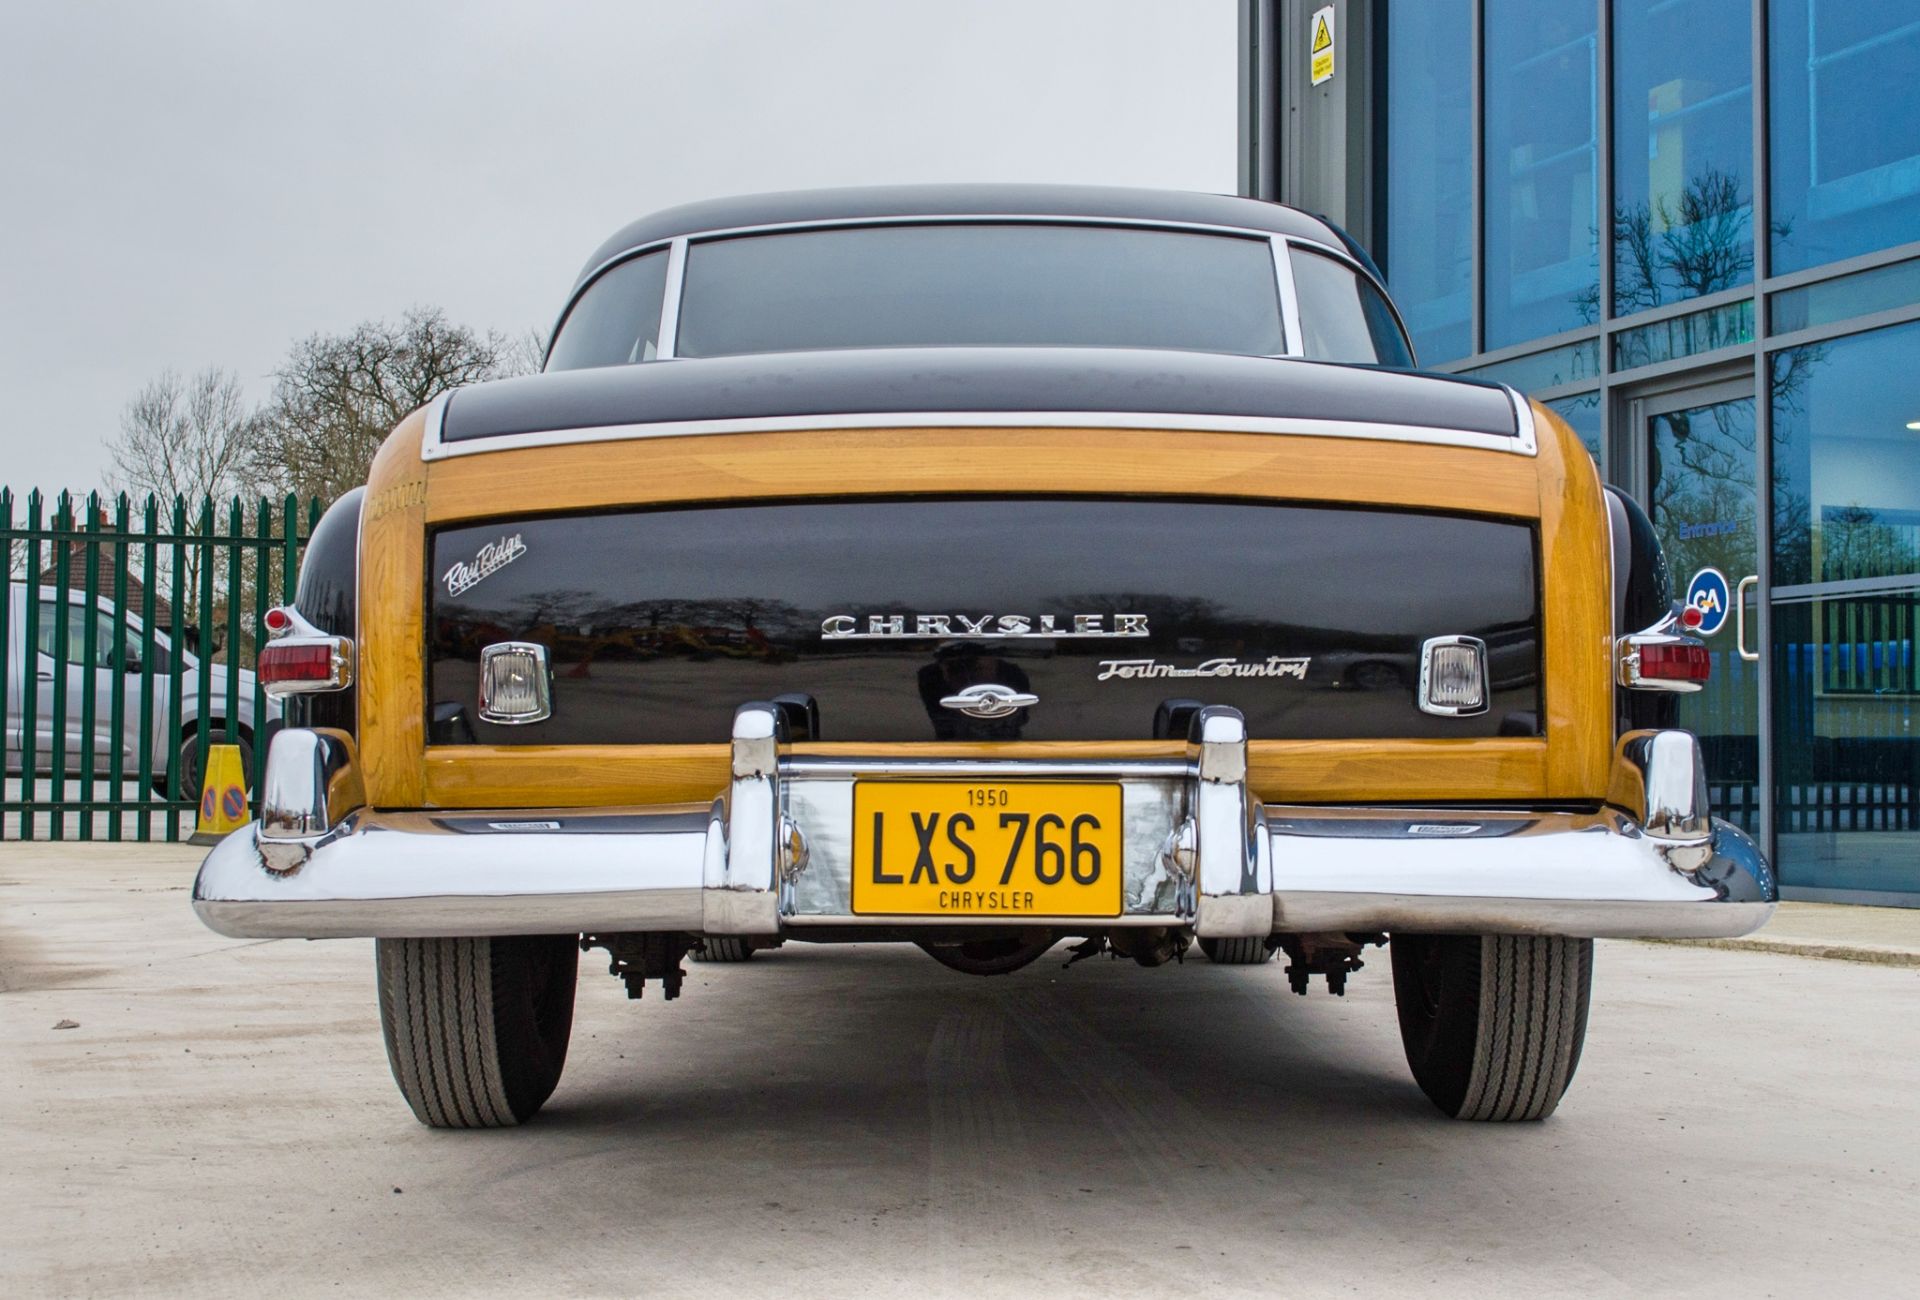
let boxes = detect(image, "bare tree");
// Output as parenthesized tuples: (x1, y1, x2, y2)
(503, 326, 549, 379)
(247, 307, 517, 502)
(107, 367, 254, 504)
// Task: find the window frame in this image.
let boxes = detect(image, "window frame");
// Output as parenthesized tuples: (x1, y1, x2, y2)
(543, 215, 1414, 371)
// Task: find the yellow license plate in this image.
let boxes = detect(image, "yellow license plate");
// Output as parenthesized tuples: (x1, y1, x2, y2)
(851, 781, 1125, 917)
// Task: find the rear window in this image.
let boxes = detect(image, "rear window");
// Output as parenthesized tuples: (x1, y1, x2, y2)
(1290, 247, 1416, 366)
(549, 223, 1288, 370)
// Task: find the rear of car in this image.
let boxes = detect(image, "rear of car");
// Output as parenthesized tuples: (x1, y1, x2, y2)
(191, 187, 1773, 1128)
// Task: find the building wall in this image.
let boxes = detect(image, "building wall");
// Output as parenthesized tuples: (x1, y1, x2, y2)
(1243, 0, 1920, 902)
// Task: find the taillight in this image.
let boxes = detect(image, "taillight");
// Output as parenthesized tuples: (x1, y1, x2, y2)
(259, 637, 354, 696)
(1617, 611, 1710, 693)
(1636, 641, 1711, 683)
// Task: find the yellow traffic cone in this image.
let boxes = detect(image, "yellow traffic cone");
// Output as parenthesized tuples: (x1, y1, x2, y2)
(188, 743, 250, 845)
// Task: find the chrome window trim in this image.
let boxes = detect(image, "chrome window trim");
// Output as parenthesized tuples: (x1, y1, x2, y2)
(1272, 237, 1305, 358)
(417, 407, 1539, 462)
(1280, 237, 1418, 365)
(654, 237, 688, 361)
(1506, 386, 1540, 455)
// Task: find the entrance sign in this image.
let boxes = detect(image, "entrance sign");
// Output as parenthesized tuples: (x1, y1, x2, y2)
(1686, 566, 1731, 637)
(1310, 7, 1336, 85)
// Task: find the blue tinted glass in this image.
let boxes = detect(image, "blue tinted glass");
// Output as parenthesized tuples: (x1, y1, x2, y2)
(1771, 318, 1920, 587)
(1385, 0, 1473, 363)
(1484, 0, 1599, 349)
(1462, 338, 1600, 391)
(1612, 299, 1755, 371)
(1770, 2, 1920, 275)
(1610, 0, 1753, 312)
(1546, 391, 1602, 462)
(1769, 319, 1920, 895)
(1770, 257, 1920, 333)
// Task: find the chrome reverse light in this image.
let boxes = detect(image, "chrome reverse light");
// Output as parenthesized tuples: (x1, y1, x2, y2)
(479, 642, 553, 724)
(1418, 635, 1489, 716)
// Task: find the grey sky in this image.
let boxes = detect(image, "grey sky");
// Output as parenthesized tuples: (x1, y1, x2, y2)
(0, 1, 1235, 498)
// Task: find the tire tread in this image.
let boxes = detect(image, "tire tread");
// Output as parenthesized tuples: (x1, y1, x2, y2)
(377, 936, 570, 1129)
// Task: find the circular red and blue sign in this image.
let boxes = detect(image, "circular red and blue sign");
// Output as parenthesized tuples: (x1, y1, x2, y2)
(1686, 567, 1731, 637)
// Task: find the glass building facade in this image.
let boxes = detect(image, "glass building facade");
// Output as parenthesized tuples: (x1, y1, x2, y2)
(1247, 0, 1920, 902)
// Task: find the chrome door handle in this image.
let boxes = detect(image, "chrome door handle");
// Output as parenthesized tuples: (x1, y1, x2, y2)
(1735, 575, 1760, 662)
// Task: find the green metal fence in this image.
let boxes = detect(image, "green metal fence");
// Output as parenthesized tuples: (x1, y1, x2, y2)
(3, 488, 324, 841)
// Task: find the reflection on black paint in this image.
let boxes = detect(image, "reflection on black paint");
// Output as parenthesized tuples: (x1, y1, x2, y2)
(917, 645, 1035, 740)
(428, 498, 1541, 744)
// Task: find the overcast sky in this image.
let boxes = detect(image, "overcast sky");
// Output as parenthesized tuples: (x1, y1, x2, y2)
(0, 0, 1236, 497)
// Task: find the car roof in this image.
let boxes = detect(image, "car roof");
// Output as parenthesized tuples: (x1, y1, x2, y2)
(438, 347, 1521, 450)
(573, 184, 1348, 292)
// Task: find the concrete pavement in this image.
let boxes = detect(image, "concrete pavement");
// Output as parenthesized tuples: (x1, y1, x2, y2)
(1656, 898, 1920, 966)
(4, 843, 1917, 1298)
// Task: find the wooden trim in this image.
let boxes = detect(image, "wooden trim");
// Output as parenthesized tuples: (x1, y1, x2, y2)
(420, 738, 1549, 808)
(421, 426, 1542, 524)
(359, 411, 429, 807)
(1532, 401, 1614, 797)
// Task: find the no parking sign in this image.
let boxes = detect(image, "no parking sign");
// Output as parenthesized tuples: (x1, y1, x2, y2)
(1686, 567, 1731, 636)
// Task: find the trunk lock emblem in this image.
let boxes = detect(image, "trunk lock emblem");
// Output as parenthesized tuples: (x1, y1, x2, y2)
(938, 684, 1039, 719)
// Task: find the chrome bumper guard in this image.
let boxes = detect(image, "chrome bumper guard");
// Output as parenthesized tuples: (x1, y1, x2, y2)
(193, 706, 1775, 941)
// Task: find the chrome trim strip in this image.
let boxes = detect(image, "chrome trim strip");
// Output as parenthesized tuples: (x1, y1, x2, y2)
(417, 408, 1535, 462)
(1272, 237, 1305, 358)
(1505, 386, 1540, 455)
(655, 236, 688, 360)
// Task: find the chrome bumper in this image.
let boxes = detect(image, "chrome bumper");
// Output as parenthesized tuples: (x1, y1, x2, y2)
(193, 708, 1776, 942)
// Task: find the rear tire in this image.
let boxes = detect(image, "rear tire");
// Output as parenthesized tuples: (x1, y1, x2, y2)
(1199, 935, 1273, 965)
(1390, 933, 1592, 1121)
(691, 937, 755, 962)
(375, 935, 577, 1128)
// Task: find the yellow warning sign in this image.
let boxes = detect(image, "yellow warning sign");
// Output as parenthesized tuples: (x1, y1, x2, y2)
(1310, 6, 1336, 85)
(193, 742, 250, 842)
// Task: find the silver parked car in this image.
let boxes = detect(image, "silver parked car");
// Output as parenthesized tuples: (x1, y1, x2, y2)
(4, 582, 278, 794)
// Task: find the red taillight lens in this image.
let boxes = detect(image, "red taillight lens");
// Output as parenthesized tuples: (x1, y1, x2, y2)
(258, 638, 352, 695)
(1637, 641, 1711, 682)
(262, 606, 293, 635)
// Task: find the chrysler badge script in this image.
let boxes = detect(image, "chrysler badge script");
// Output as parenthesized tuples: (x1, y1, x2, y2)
(1097, 656, 1311, 681)
(939, 684, 1041, 719)
(821, 613, 1149, 640)
(443, 533, 527, 597)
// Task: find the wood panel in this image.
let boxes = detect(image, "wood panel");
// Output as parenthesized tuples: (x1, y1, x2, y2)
(1533, 402, 1615, 797)
(358, 412, 429, 807)
(421, 738, 1549, 808)
(423, 426, 1542, 524)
